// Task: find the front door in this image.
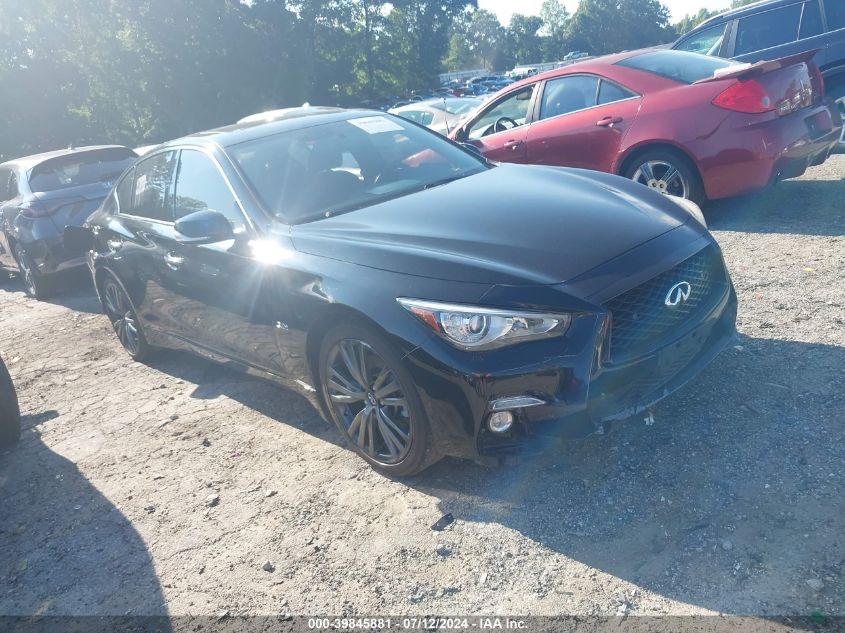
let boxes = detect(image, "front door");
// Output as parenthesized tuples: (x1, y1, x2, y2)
(460, 84, 538, 163)
(525, 75, 642, 173)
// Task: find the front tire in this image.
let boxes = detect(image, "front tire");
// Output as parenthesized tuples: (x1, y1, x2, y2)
(99, 272, 153, 362)
(0, 356, 21, 448)
(14, 244, 52, 300)
(318, 322, 436, 476)
(624, 148, 705, 206)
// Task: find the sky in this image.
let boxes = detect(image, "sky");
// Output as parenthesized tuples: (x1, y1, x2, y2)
(478, 0, 733, 23)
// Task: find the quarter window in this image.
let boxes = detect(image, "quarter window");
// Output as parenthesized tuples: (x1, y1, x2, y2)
(675, 23, 728, 56)
(174, 150, 246, 233)
(539, 75, 599, 120)
(115, 168, 134, 213)
(131, 152, 177, 222)
(734, 3, 802, 55)
(598, 79, 638, 105)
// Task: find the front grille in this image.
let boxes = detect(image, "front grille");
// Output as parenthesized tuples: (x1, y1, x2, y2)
(605, 244, 727, 362)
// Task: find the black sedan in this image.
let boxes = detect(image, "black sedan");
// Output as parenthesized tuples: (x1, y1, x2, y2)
(0, 146, 137, 298)
(79, 108, 737, 475)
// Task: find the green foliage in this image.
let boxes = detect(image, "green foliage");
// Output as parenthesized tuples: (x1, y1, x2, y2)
(0, 0, 677, 160)
(674, 8, 719, 36)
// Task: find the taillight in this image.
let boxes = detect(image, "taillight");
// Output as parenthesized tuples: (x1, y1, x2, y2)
(712, 79, 774, 114)
(19, 201, 50, 218)
(810, 64, 825, 99)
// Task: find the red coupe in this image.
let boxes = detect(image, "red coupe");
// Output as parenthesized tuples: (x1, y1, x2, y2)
(451, 49, 842, 204)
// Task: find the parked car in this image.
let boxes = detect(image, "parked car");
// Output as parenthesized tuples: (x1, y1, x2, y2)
(564, 51, 590, 61)
(77, 108, 735, 475)
(0, 354, 20, 448)
(0, 146, 137, 298)
(673, 0, 845, 146)
(390, 97, 482, 135)
(451, 49, 842, 204)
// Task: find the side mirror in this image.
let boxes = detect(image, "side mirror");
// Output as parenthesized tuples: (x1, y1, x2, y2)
(63, 226, 95, 256)
(459, 142, 483, 157)
(174, 209, 234, 244)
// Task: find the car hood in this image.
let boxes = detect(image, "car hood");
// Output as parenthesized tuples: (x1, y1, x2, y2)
(290, 164, 693, 286)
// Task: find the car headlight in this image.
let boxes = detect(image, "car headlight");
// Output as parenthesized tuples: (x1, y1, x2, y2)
(398, 298, 571, 350)
(668, 195, 707, 228)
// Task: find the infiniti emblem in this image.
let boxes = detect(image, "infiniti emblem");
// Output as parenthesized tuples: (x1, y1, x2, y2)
(665, 281, 692, 307)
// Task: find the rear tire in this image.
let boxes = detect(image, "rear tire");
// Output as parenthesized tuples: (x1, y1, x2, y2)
(624, 148, 705, 206)
(99, 271, 154, 362)
(14, 244, 52, 300)
(828, 80, 845, 152)
(318, 321, 437, 476)
(0, 356, 21, 448)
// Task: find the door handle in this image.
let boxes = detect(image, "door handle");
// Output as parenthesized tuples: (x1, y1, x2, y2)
(596, 116, 623, 127)
(503, 139, 524, 150)
(164, 252, 185, 270)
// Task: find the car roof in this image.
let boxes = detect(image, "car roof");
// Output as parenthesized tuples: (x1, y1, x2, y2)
(1, 145, 133, 171)
(501, 49, 649, 91)
(692, 0, 799, 31)
(155, 107, 381, 151)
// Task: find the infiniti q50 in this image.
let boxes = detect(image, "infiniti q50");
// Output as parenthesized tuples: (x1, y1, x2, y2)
(77, 108, 737, 475)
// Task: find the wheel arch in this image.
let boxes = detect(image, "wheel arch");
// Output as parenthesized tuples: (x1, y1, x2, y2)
(616, 140, 703, 180)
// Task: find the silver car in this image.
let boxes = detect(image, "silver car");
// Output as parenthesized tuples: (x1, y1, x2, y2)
(389, 98, 482, 136)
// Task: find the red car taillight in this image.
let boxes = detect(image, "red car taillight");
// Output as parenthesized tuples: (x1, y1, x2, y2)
(810, 64, 825, 100)
(19, 201, 50, 218)
(712, 79, 775, 114)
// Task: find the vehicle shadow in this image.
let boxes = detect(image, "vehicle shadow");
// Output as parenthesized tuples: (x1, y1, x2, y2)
(0, 269, 101, 315)
(0, 412, 170, 625)
(706, 179, 845, 237)
(417, 334, 844, 618)
(145, 349, 342, 448)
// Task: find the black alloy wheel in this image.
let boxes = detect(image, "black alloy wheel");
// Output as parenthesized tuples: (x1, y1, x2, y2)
(100, 273, 152, 361)
(319, 323, 433, 476)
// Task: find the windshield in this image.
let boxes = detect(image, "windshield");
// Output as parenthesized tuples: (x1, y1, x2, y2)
(439, 98, 482, 115)
(230, 115, 488, 224)
(29, 148, 137, 193)
(616, 50, 736, 84)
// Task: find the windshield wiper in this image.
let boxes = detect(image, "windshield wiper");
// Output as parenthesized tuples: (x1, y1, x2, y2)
(422, 172, 473, 190)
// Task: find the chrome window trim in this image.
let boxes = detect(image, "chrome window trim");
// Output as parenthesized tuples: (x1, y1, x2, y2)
(536, 74, 641, 124)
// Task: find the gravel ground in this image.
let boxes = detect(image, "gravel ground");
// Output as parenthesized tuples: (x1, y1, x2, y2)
(0, 157, 843, 624)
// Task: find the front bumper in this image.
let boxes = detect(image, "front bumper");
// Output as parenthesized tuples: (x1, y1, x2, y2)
(404, 245, 738, 462)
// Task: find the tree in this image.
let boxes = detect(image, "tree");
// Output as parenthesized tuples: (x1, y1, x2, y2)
(540, 0, 570, 59)
(567, 0, 673, 56)
(674, 8, 718, 36)
(510, 14, 544, 64)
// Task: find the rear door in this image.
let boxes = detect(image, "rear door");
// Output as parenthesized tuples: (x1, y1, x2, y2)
(108, 150, 186, 338)
(459, 84, 538, 162)
(524, 74, 642, 172)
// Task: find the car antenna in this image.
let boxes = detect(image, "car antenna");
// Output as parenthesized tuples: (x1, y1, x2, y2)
(442, 97, 451, 136)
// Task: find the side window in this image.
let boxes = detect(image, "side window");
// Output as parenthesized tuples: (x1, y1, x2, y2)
(398, 111, 426, 125)
(467, 86, 535, 139)
(131, 152, 177, 222)
(824, 0, 845, 30)
(800, 1, 823, 38)
(597, 79, 638, 105)
(735, 4, 802, 55)
(675, 23, 728, 56)
(115, 168, 135, 213)
(173, 150, 246, 233)
(539, 75, 599, 120)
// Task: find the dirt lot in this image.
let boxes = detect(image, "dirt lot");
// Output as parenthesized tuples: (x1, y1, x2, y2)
(0, 157, 843, 625)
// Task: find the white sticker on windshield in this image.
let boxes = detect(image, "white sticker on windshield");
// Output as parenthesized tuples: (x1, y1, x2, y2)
(348, 116, 404, 134)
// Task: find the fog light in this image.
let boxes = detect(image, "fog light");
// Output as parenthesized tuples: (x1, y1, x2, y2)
(487, 411, 514, 434)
